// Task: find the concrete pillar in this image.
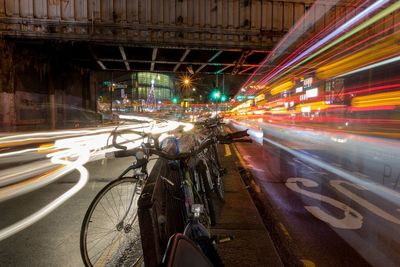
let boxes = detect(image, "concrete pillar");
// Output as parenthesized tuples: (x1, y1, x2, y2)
(49, 93, 56, 129)
(0, 41, 16, 131)
(48, 70, 56, 130)
(89, 71, 97, 112)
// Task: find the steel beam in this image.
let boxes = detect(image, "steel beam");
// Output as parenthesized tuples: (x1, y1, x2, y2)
(89, 46, 106, 70)
(119, 46, 130, 71)
(232, 50, 252, 75)
(150, 48, 158, 71)
(196, 50, 223, 73)
(239, 66, 256, 74)
(96, 58, 260, 68)
(173, 49, 191, 72)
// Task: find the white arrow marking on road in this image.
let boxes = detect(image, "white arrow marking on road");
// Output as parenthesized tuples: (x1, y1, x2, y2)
(286, 177, 363, 229)
(330, 180, 400, 224)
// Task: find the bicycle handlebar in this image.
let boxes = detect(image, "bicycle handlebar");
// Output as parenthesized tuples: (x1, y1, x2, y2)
(218, 129, 249, 140)
(106, 130, 252, 160)
(194, 119, 225, 129)
(106, 139, 212, 160)
(112, 131, 128, 150)
(219, 139, 252, 144)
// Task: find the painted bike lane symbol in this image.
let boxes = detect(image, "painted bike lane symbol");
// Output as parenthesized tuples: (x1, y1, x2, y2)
(286, 177, 400, 229)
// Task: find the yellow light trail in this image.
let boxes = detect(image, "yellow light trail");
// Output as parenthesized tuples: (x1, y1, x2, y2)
(316, 37, 400, 79)
(351, 91, 400, 108)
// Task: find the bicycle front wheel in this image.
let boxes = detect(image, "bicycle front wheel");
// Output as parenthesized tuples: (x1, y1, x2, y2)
(80, 177, 143, 267)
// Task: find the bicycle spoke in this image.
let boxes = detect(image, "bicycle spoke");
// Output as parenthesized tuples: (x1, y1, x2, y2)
(99, 202, 118, 226)
(117, 181, 125, 221)
(87, 230, 117, 256)
(109, 188, 121, 222)
(82, 178, 143, 267)
(92, 231, 125, 266)
(87, 232, 116, 254)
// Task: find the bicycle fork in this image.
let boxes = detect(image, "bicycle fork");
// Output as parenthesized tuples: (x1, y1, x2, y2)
(116, 173, 146, 233)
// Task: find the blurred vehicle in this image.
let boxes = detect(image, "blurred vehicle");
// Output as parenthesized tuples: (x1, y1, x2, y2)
(62, 106, 103, 128)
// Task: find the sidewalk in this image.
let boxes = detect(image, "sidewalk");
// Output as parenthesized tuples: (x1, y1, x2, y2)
(211, 143, 283, 266)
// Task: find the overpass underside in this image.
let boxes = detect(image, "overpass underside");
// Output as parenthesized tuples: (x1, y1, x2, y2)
(0, 0, 316, 74)
(0, 0, 319, 129)
(0, 0, 313, 49)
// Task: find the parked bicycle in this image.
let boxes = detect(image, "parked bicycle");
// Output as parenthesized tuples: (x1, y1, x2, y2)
(196, 119, 250, 204)
(80, 125, 251, 267)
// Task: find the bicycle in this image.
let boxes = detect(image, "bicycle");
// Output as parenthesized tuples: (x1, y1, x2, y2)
(80, 130, 153, 267)
(196, 119, 250, 202)
(80, 127, 251, 267)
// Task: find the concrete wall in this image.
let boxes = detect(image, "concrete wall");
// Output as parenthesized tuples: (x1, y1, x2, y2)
(0, 40, 93, 131)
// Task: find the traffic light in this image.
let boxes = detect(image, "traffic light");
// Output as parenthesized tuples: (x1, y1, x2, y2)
(220, 94, 227, 102)
(211, 89, 221, 101)
(172, 96, 179, 104)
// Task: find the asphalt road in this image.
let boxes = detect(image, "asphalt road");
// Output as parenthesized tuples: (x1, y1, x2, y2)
(233, 131, 400, 267)
(2, 123, 399, 267)
(0, 156, 156, 267)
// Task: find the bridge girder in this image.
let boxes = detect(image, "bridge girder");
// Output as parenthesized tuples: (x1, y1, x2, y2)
(0, 0, 318, 75)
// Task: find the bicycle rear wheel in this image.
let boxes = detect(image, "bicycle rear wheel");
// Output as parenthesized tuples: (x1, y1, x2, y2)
(197, 162, 216, 226)
(80, 177, 143, 267)
(207, 146, 225, 201)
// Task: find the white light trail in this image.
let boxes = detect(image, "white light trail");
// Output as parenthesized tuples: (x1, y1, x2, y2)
(0, 146, 90, 241)
(336, 55, 400, 78)
(262, 135, 400, 204)
(259, 0, 393, 86)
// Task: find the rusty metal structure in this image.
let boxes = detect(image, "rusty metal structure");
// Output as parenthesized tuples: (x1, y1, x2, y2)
(0, 0, 315, 74)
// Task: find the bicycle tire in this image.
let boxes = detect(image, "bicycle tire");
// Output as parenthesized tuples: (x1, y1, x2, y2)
(80, 177, 143, 267)
(197, 163, 216, 226)
(208, 146, 225, 201)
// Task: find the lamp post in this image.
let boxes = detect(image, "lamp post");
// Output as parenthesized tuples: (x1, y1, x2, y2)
(109, 83, 115, 113)
(211, 89, 221, 115)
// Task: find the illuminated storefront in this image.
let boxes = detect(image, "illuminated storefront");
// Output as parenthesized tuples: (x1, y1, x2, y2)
(97, 72, 174, 112)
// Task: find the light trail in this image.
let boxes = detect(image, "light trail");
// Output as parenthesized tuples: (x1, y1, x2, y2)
(0, 117, 194, 240)
(336, 55, 400, 78)
(262, 1, 400, 86)
(0, 146, 90, 241)
(285, 23, 400, 84)
(262, 135, 400, 205)
(241, 0, 345, 91)
(231, 119, 400, 205)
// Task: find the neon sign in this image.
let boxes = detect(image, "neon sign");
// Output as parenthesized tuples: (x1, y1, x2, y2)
(304, 77, 313, 88)
(306, 88, 318, 98)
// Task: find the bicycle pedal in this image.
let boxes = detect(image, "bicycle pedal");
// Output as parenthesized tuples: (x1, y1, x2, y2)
(160, 176, 175, 186)
(213, 234, 234, 244)
(219, 168, 227, 175)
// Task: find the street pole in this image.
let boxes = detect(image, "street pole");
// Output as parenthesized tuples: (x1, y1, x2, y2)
(109, 85, 113, 113)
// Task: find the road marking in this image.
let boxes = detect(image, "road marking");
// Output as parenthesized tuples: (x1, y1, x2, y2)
(330, 180, 400, 224)
(250, 180, 261, 193)
(262, 136, 400, 208)
(231, 144, 246, 167)
(224, 144, 232, 157)
(286, 177, 363, 229)
(301, 259, 316, 267)
(278, 222, 291, 240)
